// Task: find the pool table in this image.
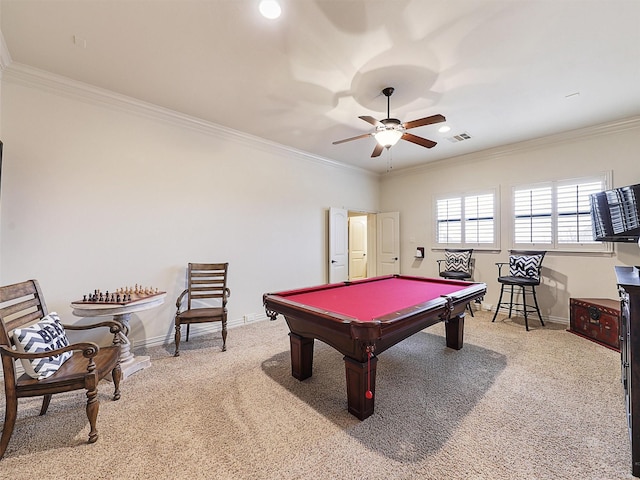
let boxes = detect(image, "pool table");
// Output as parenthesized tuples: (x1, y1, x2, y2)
(263, 274, 486, 420)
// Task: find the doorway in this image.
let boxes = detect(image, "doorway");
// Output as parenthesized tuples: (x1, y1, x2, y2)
(328, 208, 399, 283)
(348, 213, 368, 280)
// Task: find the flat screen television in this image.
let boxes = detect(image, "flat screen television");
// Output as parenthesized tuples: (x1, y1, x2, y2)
(590, 183, 640, 242)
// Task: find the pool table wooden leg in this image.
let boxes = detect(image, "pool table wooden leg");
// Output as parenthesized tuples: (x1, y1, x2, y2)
(289, 333, 314, 380)
(445, 314, 465, 350)
(344, 355, 378, 420)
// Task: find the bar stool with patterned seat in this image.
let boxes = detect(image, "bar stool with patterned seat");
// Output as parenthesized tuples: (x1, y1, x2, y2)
(492, 250, 546, 331)
(437, 248, 475, 316)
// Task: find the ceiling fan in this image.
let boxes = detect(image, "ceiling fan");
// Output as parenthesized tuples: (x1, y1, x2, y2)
(333, 87, 446, 158)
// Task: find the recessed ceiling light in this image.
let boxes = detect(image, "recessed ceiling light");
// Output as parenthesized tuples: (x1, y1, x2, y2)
(259, 0, 281, 19)
(438, 125, 451, 133)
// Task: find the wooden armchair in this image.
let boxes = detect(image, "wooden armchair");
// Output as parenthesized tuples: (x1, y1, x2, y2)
(0, 279, 122, 459)
(174, 263, 230, 356)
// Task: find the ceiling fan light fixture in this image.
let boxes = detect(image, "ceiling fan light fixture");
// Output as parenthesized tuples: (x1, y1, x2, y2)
(332, 86, 444, 157)
(375, 129, 403, 147)
(259, 0, 281, 19)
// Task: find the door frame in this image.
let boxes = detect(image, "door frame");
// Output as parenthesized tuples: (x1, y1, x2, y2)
(328, 208, 399, 282)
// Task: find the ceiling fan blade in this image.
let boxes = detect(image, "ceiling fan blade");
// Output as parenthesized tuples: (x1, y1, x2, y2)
(402, 114, 446, 130)
(371, 143, 384, 157)
(332, 133, 372, 145)
(402, 132, 437, 149)
(359, 115, 384, 127)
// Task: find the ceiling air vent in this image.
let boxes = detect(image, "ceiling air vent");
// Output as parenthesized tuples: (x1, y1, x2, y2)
(447, 132, 472, 143)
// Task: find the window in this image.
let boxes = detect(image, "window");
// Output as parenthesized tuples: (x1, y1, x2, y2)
(514, 185, 553, 244)
(512, 173, 610, 251)
(436, 197, 462, 243)
(436, 190, 498, 248)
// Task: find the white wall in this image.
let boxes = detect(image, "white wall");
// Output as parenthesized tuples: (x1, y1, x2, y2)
(2, 66, 638, 342)
(0, 68, 379, 347)
(380, 118, 640, 322)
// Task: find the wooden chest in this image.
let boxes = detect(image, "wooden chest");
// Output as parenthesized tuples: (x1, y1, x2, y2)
(569, 298, 620, 351)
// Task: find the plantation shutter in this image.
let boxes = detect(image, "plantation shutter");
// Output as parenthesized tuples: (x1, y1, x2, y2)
(465, 193, 494, 244)
(436, 197, 462, 243)
(514, 185, 553, 244)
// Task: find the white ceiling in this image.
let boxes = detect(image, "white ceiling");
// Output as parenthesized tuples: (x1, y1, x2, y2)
(2, 0, 639, 174)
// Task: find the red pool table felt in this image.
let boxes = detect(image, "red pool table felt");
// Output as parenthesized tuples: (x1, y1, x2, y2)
(278, 276, 467, 321)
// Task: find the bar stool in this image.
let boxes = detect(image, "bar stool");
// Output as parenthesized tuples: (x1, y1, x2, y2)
(437, 248, 475, 316)
(491, 250, 546, 331)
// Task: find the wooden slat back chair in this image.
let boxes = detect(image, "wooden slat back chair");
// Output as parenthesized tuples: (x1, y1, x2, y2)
(0, 279, 122, 459)
(491, 250, 546, 331)
(437, 248, 475, 317)
(174, 263, 231, 356)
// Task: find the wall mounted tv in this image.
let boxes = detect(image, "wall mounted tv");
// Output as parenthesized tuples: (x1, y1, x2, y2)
(590, 183, 640, 242)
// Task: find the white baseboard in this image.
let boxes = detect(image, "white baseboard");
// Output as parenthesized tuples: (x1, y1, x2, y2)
(477, 302, 568, 326)
(131, 312, 271, 350)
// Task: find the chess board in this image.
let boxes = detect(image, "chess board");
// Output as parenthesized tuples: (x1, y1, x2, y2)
(72, 286, 166, 307)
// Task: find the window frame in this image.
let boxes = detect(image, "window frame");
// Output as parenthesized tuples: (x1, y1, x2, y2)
(511, 172, 612, 253)
(434, 187, 500, 250)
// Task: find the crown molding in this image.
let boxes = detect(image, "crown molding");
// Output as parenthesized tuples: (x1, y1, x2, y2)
(384, 115, 640, 179)
(3, 62, 378, 178)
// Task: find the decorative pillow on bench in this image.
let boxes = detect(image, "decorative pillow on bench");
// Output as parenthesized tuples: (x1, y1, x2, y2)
(12, 312, 72, 380)
(509, 254, 543, 280)
(444, 250, 471, 273)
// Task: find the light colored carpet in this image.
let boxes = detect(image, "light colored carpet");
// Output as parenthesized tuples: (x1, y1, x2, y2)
(0, 310, 633, 479)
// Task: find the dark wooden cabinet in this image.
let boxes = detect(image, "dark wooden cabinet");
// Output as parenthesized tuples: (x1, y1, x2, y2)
(569, 297, 620, 351)
(616, 266, 640, 477)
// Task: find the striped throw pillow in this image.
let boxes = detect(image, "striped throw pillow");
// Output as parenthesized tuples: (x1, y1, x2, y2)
(12, 312, 72, 380)
(444, 251, 471, 273)
(509, 254, 543, 279)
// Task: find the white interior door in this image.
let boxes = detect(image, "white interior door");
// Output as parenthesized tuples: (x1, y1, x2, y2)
(328, 207, 348, 283)
(348, 215, 367, 280)
(377, 212, 400, 275)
